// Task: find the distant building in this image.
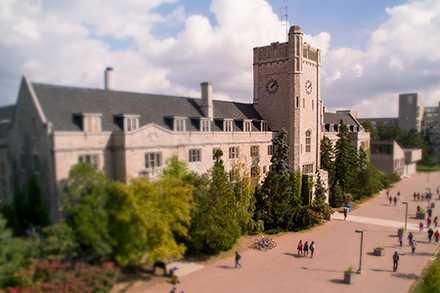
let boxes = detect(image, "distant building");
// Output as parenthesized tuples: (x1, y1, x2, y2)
(358, 117, 398, 128)
(398, 93, 423, 132)
(370, 140, 421, 177)
(323, 110, 370, 151)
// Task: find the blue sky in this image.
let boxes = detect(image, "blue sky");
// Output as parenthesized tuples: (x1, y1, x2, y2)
(1, 0, 440, 117)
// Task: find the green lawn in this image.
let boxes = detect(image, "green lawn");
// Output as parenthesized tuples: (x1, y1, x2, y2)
(411, 254, 440, 293)
(417, 164, 440, 172)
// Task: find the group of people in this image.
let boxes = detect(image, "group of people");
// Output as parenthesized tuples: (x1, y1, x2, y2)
(413, 191, 434, 201)
(297, 240, 315, 258)
(386, 190, 400, 206)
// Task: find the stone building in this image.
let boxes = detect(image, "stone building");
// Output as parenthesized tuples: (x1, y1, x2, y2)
(1, 25, 331, 218)
(398, 93, 424, 132)
(323, 110, 370, 151)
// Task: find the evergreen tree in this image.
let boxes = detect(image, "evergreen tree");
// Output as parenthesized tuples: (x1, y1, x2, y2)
(301, 175, 313, 206)
(329, 181, 344, 208)
(333, 122, 358, 193)
(190, 150, 241, 254)
(311, 172, 332, 221)
(270, 129, 289, 175)
(320, 136, 334, 178)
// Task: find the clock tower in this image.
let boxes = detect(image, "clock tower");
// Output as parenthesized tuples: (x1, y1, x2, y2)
(253, 25, 322, 173)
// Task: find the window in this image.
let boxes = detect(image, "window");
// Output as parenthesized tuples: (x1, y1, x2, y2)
(174, 118, 186, 132)
(224, 120, 233, 132)
(229, 146, 239, 159)
(189, 149, 201, 162)
(305, 130, 312, 152)
(302, 163, 314, 174)
(200, 119, 210, 132)
(79, 154, 99, 169)
(296, 96, 299, 108)
(126, 118, 139, 131)
(212, 148, 221, 160)
(267, 145, 273, 156)
(250, 145, 259, 158)
(303, 98, 305, 109)
(244, 120, 252, 132)
(145, 152, 162, 169)
(251, 166, 259, 178)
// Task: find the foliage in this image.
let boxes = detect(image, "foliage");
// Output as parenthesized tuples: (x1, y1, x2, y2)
(301, 175, 313, 206)
(230, 162, 256, 234)
(0, 215, 35, 288)
(311, 173, 333, 221)
(329, 182, 344, 208)
(381, 172, 401, 188)
(9, 176, 50, 235)
(320, 136, 334, 179)
(333, 122, 359, 193)
(40, 222, 78, 261)
(351, 149, 384, 200)
(270, 128, 290, 176)
(107, 160, 193, 266)
(417, 163, 440, 172)
(61, 163, 112, 261)
(415, 255, 440, 293)
(189, 152, 241, 254)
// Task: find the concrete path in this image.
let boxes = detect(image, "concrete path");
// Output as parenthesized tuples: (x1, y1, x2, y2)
(133, 172, 440, 293)
(331, 213, 420, 231)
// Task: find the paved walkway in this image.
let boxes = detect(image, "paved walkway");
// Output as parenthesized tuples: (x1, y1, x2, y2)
(134, 172, 440, 293)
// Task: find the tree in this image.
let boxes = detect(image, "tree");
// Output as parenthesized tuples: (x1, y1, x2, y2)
(270, 129, 289, 176)
(40, 222, 78, 261)
(333, 122, 358, 193)
(190, 150, 241, 254)
(320, 136, 334, 179)
(329, 182, 344, 208)
(62, 163, 112, 261)
(301, 175, 313, 206)
(311, 172, 332, 221)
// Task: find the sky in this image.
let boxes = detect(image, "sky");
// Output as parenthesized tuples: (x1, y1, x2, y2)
(1, 0, 440, 117)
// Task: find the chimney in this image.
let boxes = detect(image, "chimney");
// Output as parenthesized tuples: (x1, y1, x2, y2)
(200, 82, 213, 119)
(104, 67, 113, 90)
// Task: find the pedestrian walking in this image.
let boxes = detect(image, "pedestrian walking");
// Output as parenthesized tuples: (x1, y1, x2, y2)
(297, 240, 303, 256)
(343, 207, 348, 220)
(428, 207, 433, 218)
(386, 189, 390, 199)
(435, 230, 440, 243)
(170, 285, 177, 293)
(310, 241, 315, 258)
(428, 228, 434, 242)
(434, 216, 438, 228)
(393, 251, 400, 272)
(397, 191, 401, 198)
(235, 251, 241, 268)
(419, 222, 424, 232)
(389, 196, 393, 205)
(408, 232, 414, 246)
(398, 232, 403, 247)
(411, 239, 417, 255)
(393, 196, 397, 206)
(303, 241, 309, 257)
(413, 192, 417, 201)
(427, 217, 432, 227)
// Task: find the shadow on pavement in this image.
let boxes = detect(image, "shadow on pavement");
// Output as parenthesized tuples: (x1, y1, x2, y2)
(329, 279, 348, 285)
(301, 266, 343, 273)
(399, 252, 434, 256)
(216, 265, 235, 270)
(392, 272, 419, 280)
(283, 252, 305, 258)
(370, 268, 393, 273)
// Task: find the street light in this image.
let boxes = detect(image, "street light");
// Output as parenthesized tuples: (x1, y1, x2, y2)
(355, 230, 364, 274)
(402, 202, 408, 231)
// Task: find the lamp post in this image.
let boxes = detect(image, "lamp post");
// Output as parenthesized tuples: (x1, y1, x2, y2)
(402, 201, 408, 231)
(355, 230, 364, 274)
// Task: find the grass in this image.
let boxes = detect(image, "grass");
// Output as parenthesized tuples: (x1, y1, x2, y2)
(417, 164, 440, 172)
(411, 253, 440, 293)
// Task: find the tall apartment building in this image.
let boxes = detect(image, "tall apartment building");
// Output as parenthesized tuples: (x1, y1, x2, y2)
(0, 25, 333, 219)
(398, 93, 424, 132)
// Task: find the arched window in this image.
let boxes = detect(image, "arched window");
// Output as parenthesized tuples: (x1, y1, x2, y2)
(305, 130, 312, 152)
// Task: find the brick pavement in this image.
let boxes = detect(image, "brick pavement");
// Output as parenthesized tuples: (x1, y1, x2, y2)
(134, 172, 440, 293)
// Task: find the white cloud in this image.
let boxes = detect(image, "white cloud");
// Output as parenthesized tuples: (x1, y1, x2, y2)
(1, 0, 440, 119)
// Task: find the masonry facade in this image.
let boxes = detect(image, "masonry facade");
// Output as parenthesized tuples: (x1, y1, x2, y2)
(1, 25, 336, 218)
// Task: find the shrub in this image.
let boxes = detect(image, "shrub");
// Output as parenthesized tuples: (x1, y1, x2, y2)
(419, 256, 440, 293)
(40, 222, 78, 261)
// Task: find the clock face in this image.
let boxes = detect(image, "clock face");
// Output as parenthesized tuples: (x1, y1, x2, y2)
(265, 79, 279, 94)
(305, 80, 313, 95)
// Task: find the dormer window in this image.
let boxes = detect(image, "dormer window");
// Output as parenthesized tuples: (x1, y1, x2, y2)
(174, 117, 186, 132)
(224, 119, 233, 132)
(200, 118, 210, 132)
(120, 114, 140, 132)
(244, 120, 252, 132)
(82, 113, 102, 132)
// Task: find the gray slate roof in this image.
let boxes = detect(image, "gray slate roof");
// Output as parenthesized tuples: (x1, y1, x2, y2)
(31, 83, 263, 132)
(324, 112, 359, 126)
